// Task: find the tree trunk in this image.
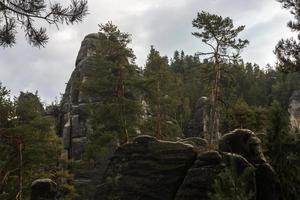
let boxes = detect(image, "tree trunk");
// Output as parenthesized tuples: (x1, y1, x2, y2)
(208, 58, 221, 144)
(17, 142, 23, 200)
(156, 81, 162, 139)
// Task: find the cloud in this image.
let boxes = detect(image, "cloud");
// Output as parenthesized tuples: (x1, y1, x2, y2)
(0, 0, 294, 103)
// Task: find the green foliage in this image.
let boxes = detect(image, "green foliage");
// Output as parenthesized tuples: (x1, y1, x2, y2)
(0, 88, 75, 200)
(192, 11, 249, 62)
(0, 83, 14, 128)
(82, 22, 143, 160)
(264, 100, 300, 200)
(192, 11, 249, 143)
(0, 0, 88, 47)
(170, 52, 205, 131)
(84, 131, 115, 161)
(232, 98, 256, 129)
(275, 0, 300, 72)
(209, 161, 254, 200)
(221, 98, 267, 133)
(15, 92, 44, 122)
(142, 46, 181, 139)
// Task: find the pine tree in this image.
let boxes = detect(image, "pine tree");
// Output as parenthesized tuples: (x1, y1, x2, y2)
(192, 11, 249, 143)
(0, 0, 88, 47)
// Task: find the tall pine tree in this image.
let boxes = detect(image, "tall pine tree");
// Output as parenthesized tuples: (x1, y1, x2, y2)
(192, 11, 249, 143)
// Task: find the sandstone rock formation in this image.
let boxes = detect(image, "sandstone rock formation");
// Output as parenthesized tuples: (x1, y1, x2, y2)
(178, 137, 208, 150)
(58, 33, 116, 199)
(219, 129, 281, 200)
(95, 130, 280, 200)
(59, 33, 99, 160)
(31, 179, 57, 200)
(31, 130, 280, 200)
(289, 90, 300, 138)
(95, 135, 197, 200)
(184, 96, 209, 138)
(174, 151, 255, 200)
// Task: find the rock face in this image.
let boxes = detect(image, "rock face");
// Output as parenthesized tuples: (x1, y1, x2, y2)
(219, 129, 281, 200)
(95, 132, 277, 200)
(178, 137, 208, 151)
(59, 33, 99, 159)
(289, 90, 300, 138)
(175, 151, 255, 200)
(184, 97, 209, 138)
(31, 179, 57, 200)
(95, 135, 197, 200)
(59, 33, 116, 199)
(219, 129, 266, 164)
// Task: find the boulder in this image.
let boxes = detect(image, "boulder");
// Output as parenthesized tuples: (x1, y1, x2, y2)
(95, 135, 197, 200)
(95, 136, 257, 200)
(31, 179, 57, 200)
(219, 129, 281, 200)
(178, 137, 208, 151)
(175, 151, 255, 200)
(218, 129, 266, 164)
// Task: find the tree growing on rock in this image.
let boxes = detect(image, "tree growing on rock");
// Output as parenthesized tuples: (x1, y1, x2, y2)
(192, 11, 249, 143)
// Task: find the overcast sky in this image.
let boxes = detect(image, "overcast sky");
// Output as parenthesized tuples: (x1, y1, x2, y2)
(0, 0, 295, 104)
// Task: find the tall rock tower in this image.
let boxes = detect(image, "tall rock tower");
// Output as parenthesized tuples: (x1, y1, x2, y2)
(60, 33, 97, 160)
(59, 33, 116, 199)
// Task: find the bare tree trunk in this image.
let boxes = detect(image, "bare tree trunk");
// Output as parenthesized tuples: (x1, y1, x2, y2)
(208, 57, 221, 144)
(214, 64, 221, 141)
(208, 79, 216, 144)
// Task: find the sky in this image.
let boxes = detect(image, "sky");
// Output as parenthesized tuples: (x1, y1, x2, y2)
(0, 0, 296, 104)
